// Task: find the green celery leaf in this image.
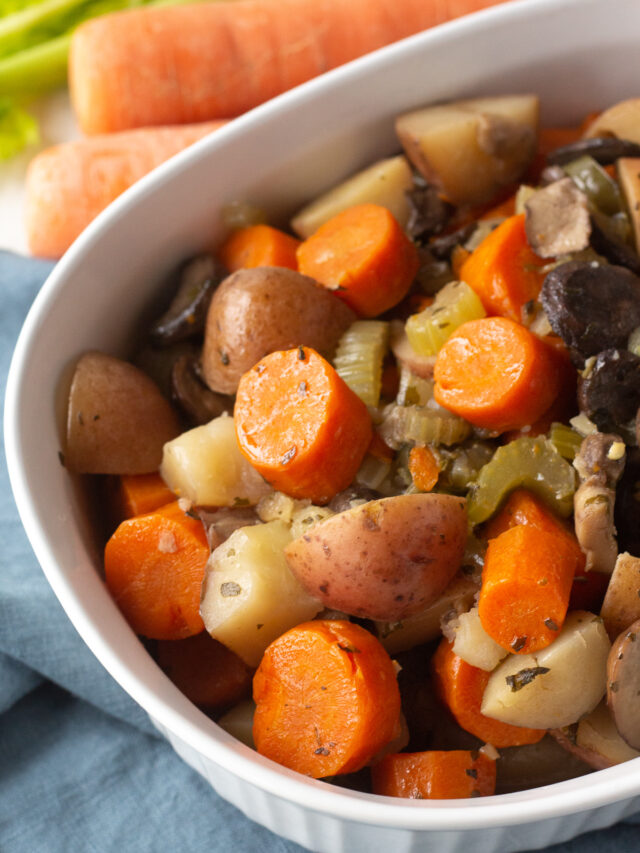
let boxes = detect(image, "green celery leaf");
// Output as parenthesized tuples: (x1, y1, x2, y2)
(0, 98, 39, 160)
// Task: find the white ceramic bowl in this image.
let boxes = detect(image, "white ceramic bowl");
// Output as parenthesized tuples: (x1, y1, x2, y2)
(6, 0, 640, 849)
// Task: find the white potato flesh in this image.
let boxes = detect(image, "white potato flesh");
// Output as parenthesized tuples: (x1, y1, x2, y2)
(577, 701, 640, 766)
(200, 520, 323, 666)
(617, 158, 640, 253)
(290, 155, 414, 238)
(396, 94, 539, 207)
(452, 606, 507, 672)
(217, 700, 256, 749)
(160, 413, 271, 507)
(584, 98, 640, 143)
(481, 611, 610, 730)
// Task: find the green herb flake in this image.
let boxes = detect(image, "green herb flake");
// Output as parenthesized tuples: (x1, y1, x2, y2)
(298, 346, 306, 360)
(338, 643, 361, 654)
(506, 666, 550, 692)
(511, 636, 527, 652)
(544, 619, 559, 631)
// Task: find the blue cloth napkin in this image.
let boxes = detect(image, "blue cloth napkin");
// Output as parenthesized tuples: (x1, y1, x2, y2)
(1, 250, 638, 853)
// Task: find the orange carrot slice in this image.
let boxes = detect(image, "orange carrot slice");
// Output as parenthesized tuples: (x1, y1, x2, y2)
(218, 224, 300, 272)
(408, 445, 440, 492)
(104, 500, 209, 640)
(433, 316, 561, 432)
(112, 473, 176, 521)
(478, 523, 577, 654)
(296, 203, 419, 317)
(459, 214, 547, 322)
(234, 346, 372, 504)
(371, 749, 496, 799)
(432, 638, 546, 747)
(253, 619, 401, 778)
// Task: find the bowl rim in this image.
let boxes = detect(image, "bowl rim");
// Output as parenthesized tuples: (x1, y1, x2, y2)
(6, 0, 640, 832)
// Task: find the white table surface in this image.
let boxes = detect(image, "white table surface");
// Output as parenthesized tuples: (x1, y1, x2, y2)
(0, 92, 79, 257)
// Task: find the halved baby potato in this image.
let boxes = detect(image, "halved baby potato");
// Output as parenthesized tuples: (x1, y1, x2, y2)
(396, 94, 539, 206)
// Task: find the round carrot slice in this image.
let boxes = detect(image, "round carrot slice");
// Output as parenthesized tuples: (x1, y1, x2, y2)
(234, 346, 372, 504)
(433, 316, 561, 432)
(253, 620, 401, 778)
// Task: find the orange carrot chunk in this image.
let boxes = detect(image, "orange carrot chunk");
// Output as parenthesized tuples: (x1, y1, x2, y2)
(432, 638, 546, 748)
(253, 619, 401, 778)
(104, 500, 209, 640)
(25, 121, 226, 259)
(156, 632, 253, 711)
(459, 214, 547, 322)
(69, 0, 511, 134)
(219, 224, 300, 272)
(433, 316, 561, 432)
(408, 445, 440, 492)
(371, 749, 496, 799)
(478, 523, 577, 655)
(113, 472, 176, 521)
(234, 346, 372, 504)
(296, 203, 419, 317)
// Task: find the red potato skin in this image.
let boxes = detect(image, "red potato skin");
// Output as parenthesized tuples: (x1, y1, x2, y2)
(284, 493, 468, 621)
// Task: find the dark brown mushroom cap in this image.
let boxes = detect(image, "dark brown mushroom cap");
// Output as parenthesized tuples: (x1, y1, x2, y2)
(546, 137, 640, 167)
(578, 349, 640, 431)
(607, 619, 640, 750)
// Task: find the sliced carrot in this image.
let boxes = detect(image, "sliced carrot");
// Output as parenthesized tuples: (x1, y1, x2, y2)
(478, 523, 577, 654)
(69, 0, 511, 134)
(156, 632, 253, 711)
(234, 346, 372, 504)
(25, 121, 226, 259)
(432, 638, 545, 747)
(433, 316, 561, 432)
(368, 431, 395, 463)
(253, 619, 401, 778)
(296, 203, 419, 317)
(104, 500, 209, 640)
(218, 224, 300, 272)
(371, 749, 496, 799)
(451, 243, 471, 278)
(459, 214, 547, 322)
(408, 445, 440, 492)
(479, 193, 516, 221)
(112, 472, 176, 521)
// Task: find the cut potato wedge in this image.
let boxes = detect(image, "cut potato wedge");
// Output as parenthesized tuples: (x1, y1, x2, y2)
(617, 157, 640, 252)
(160, 413, 271, 507)
(396, 94, 539, 206)
(200, 520, 323, 666)
(600, 551, 640, 641)
(481, 611, 610, 730)
(290, 155, 414, 238)
(584, 98, 640, 143)
(577, 701, 640, 766)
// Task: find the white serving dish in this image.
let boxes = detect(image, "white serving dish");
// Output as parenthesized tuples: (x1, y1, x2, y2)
(6, 0, 640, 850)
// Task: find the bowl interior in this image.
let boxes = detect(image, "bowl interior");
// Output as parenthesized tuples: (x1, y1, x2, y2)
(6, 0, 640, 833)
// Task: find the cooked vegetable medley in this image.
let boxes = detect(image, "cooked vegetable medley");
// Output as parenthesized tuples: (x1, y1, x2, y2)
(64, 93, 640, 799)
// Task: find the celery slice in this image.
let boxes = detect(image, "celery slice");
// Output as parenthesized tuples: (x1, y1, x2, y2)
(333, 320, 389, 407)
(405, 280, 486, 357)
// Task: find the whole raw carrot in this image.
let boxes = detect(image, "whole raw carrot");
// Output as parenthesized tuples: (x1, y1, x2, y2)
(69, 0, 511, 135)
(431, 638, 545, 747)
(104, 500, 209, 640)
(296, 203, 419, 317)
(156, 632, 253, 710)
(25, 121, 226, 259)
(219, 224, 300, 272)
(253, 619, 401, 778)
(433, 316, 561, 432)
(371, 749, 496, 799)
(459, 214, 547, 321)
(478, 522, 577, 654)
(234, 346, 373, 504)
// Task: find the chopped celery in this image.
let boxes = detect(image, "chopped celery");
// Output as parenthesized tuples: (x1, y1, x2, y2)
(467, 436, 577, 524)
(333, 320, 389, 407)
(548, 422, 583, 461)
(396, 367, 434, 407)
(406, 280, 486, 357)
(564, 155, 625, 217)
(0, 98, 39, 160)
(379, 403, 471, 449)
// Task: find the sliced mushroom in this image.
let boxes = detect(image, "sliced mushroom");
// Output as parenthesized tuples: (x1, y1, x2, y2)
(589, 218, 640, 276)
(524, 177, 591, 258)
(405, 175, 453, 242)
(150, 254, 226, 346)
(584, 99, 640, 144)
(573, 433, 625, 575)
(540, 261, 640, 365)
(617, 157, 640, 254)
(600, 552, 640, 641)
(546, 137, 640, 167)
(427, 222, 476, 261)
(171, 354, 231, 426)
(606, 618, 640, 750)
(578, 348, 640, 431)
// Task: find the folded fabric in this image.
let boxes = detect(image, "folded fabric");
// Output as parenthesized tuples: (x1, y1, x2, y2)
(0, 249, 638, 853)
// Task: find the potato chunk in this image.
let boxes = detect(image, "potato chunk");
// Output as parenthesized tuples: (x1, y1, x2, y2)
(160, 413, 271, 507)
(200, 520, 323, 666)
(481, 611, 610, 730)
(396, 94, 539, 206)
